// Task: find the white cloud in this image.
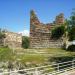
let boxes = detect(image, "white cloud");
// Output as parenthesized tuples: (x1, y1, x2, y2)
(19, 30, 29, 36)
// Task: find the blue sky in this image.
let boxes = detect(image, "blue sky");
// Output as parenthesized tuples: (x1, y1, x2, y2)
(0, 0, 75, 33)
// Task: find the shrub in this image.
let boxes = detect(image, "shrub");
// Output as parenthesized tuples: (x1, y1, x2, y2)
(51, 56, 74, 63)
(67, 45, 75, 51)
(68, 26, 75, 41)
(22, 36, 30, 49)
(51, 25, 65, 39)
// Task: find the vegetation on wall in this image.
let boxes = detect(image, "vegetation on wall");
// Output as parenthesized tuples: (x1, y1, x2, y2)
(22, 36, 30, 49)
(51, 25, 65, 39)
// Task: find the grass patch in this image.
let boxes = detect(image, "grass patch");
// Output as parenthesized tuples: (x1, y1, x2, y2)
(0, 47, 15, 61)
(15, 48, 75, 66)
(17, 54, 46, 64)
(1, 47, 75, 68)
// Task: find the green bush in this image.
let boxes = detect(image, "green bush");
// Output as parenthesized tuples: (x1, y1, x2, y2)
(50, 56, 74, 63)
(68, 26, 75, 41)
(22, 36, 30, 49)
(67, 45, 75, 51)
(51, 25, 65, 39)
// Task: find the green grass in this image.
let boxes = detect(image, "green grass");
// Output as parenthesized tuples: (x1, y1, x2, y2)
(14, 48, 75, 65)
(1, 47, 75, 73)
(45, 48, 75, 57)
(0, 47, 75, 65)
(17, 54, 46, 64)
(0, 47, 15, 61)
(22, 48, 75, 57)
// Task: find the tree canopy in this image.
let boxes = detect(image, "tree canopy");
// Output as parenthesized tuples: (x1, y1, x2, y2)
(68, 9, 75, 41)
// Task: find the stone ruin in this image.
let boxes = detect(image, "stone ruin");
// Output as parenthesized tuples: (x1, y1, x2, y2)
(4, 31, 22, 49)
(0, 30, 22, 49)
(30, 10, 64, 48)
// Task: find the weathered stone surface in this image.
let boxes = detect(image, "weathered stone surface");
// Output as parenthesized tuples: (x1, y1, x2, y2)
(30, 10, 64, 48)
(4, 31, 22, 49)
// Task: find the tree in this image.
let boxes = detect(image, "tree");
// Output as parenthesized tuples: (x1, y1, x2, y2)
(68, 8, 75, 28)
(0, 29, 5, 39)
(70, 9, 75, 26)
(22, 36, 30, 49)
(68, 26, 75, 41)
(51, 25, 65, 39)
(68, 9, 75, 41)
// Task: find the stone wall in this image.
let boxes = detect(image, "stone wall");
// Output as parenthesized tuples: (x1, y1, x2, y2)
(30, 10, 64, 48)
(4, 31, 22, 49)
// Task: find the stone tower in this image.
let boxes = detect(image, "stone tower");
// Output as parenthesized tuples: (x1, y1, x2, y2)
(30, 10, 64, 48)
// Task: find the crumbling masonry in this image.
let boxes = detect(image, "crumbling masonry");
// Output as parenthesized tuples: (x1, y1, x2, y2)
(30, 10, 64, 48)
(4, 31, 22, 49)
